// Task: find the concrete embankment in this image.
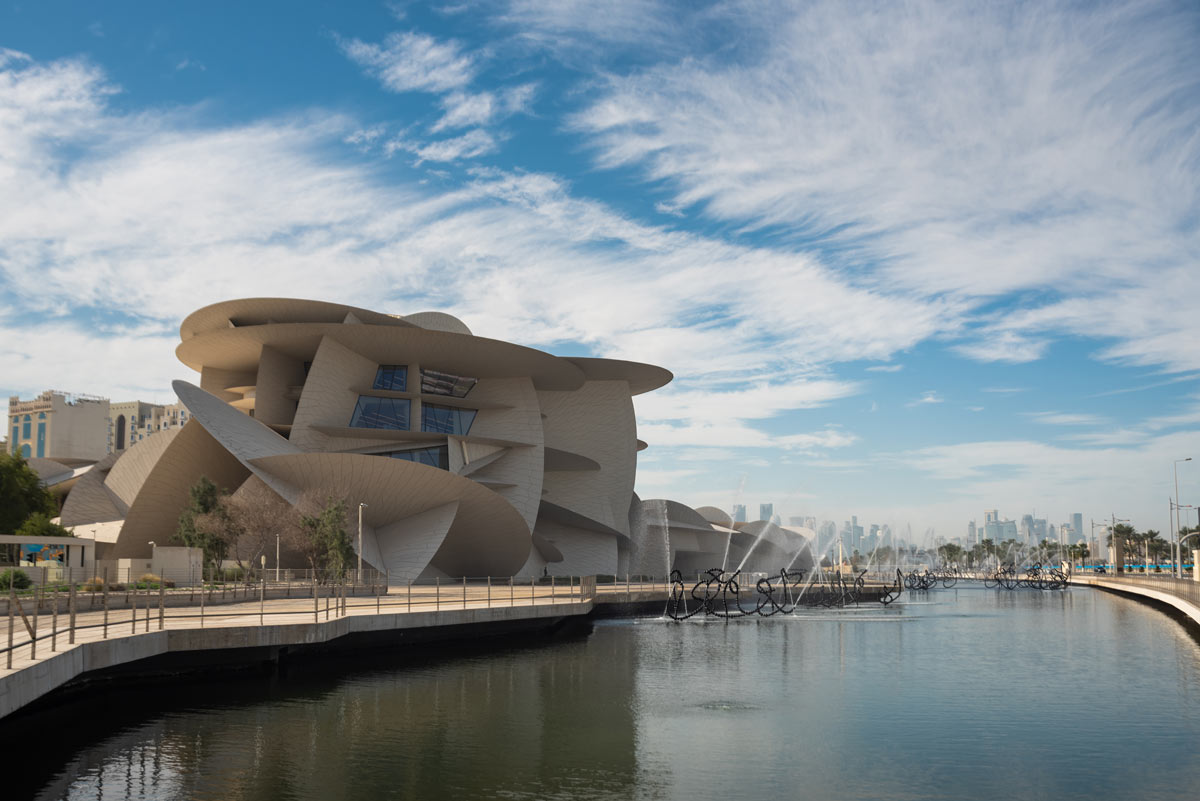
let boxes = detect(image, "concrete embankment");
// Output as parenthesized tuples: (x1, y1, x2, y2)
(1073, 575, 1200, 630)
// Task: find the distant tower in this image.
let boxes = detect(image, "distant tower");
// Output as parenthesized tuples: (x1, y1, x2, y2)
(1073, 513, 1084, 544)
(984, 509, 999, 524)
(967, 520, 977, 544)
(759, 503, 774, 522)
(732, 504, 746, 523)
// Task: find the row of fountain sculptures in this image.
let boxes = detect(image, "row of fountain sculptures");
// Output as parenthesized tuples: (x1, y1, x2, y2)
(665, 562, 1071, 620)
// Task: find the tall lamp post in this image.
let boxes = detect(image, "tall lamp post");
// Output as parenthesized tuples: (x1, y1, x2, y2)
(358, 502, 368, 580)
(1175, 458, 1192, 578)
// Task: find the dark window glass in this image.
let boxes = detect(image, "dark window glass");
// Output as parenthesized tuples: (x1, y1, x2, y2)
(350, 396, 410, 430)
(421, 403, 476, 435)
(372, 365, 408, 392)
(22, 420, 30, 438)
(384, 445, 449, 470)
(420, 368, 476, 398)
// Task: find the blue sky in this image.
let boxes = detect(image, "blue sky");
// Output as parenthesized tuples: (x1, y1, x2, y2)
(2, 0, 1199, 541)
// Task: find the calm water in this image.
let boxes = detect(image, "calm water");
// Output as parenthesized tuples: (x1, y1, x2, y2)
(12, 586, 1200, 800)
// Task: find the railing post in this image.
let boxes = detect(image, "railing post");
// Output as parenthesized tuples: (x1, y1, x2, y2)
(551, 574, 555, 604)
(159, 582, 165, 630)
(510, 575, 514, 606)
(376, 582, 381, 615)
(131, 577, 138, 634)
(463, 575, 467, 610)
(52, 583, 60, 651)
(7, 583, 14, 669)
(69, 580, 77, 644)
(30, 586, 38, 661)
(436, 576, 440, 611)
(260, 575, 265, 626)
(313, 575, 318, 623)
(487, 576, 491, 608)
(531, 575, 535, 606)
(407, 580, 412, 613)
(200, 570, 205, 628)
(103, 568, 109, 639)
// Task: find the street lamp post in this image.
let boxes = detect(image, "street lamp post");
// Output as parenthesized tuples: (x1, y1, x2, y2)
(1175, 458, 1192, 578)
(358, 502, 368, 581)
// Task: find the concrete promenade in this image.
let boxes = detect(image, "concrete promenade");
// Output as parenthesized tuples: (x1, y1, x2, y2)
(0, 579, 675, 721)
(1074, 573, 1200, 628)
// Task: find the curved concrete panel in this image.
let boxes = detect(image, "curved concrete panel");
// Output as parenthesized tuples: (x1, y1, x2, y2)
(250, 453, 532, 577)
(105, 429, 181, 508)
(401, 311, 472, 336)
(566, 357, 673, 395)
(375, 501, 459, 584)
(696, 506, 733, 528)
(180, 297, 415, 340)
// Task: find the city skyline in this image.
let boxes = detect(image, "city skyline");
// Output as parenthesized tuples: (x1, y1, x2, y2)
(1, 1, 1198, 538)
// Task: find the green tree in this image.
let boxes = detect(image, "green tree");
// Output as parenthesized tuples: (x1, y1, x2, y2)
(0, 451, 56, 534)
(937, 543, 965, 565)
(297, 496, 354, 582)
(16, 512, 74, 538)
(175, 476, 233, 571)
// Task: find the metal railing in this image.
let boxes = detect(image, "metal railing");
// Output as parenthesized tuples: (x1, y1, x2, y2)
(2, 574, 602, 670)
(1086, 572, 1200, 611)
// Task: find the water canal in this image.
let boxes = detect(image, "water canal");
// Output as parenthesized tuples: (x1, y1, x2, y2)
(11, 586, 1200, 800)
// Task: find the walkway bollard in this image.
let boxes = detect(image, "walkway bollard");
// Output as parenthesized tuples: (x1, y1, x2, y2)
(159, 583, 165, 630)
(51, 585, 59, 652)
(69, 581, 76, 644)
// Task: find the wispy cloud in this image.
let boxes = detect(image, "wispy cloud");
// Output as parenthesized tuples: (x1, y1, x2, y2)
(387, 128, 499, 162)
(1024, 411, 1110, 426)
(337, 31, 475, 93)
(568, 0, 1200, 373)
(907, 391, 943, 407)
(865, 364, 903, 373)
(982, 387, 1027, 394)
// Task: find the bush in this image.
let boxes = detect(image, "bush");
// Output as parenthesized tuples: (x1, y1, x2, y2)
(80, 577, 106, 592)
(0, 568, 32, 591)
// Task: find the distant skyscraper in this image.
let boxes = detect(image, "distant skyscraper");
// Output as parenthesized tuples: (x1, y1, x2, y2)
(732, 504, 746, 523)
(1073, 513, 1084, 544)
(789, 516, 806, 527)
(984, 509, 999, 525)
(967, 520, 977, 544)
(759, 503, 774, 522)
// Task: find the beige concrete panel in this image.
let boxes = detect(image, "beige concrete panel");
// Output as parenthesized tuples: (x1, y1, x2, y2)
(696, 506, 734, 528)
(200, 366, 257, 404)
(538, 381, 636, 538)
(250, 453, 531, 577)
(113, 420, 251, 559)
(58, 466, 125, 526)
(26, 458, 74, 484)
(289, 336, 379, 452)
(255, 344, 308, 426)
(533, 519, 618, 577)
(180, 298, 415, 340)
(457, 377, 544, 532)
(374, 501, 458, 584)
(104, 428, 181, 508)
(177, 323, 586, 390)
(400, 311, 472, 335)
(566, 357, 673, 395)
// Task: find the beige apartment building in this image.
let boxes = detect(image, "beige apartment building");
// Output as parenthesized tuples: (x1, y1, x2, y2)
(8, 391, 110, 460)
(9, 391, 187, 461)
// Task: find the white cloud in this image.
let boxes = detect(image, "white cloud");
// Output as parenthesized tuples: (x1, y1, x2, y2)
(865, 364, 902, 373)
(388, 128, 499, 162)
(338, 31, 475, 94)
(432, 84, 536, 132)
(907, 391, 943, 406)
(1025, 411, 1110, 426)
(568, 0, 1200, 372)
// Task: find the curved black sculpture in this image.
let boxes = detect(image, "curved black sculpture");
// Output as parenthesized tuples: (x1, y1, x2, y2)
(666, 567, 888, 620)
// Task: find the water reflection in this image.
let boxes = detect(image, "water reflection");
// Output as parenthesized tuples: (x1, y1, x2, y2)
(12, 587, 1200, 801)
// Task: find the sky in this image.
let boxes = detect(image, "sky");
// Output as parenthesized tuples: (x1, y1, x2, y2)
(1, 0, 1199, 543)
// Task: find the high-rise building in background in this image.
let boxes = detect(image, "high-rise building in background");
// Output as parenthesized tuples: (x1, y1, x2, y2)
(732, 504, 747, 523)
(759, 503, 774, 522)
(1073, 513, 1084, 544)
(967, 520, 977, 544)
(984, 509, 999, 525)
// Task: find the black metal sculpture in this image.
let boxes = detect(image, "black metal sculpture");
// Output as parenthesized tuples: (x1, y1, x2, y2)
(666, 566, 886, 620)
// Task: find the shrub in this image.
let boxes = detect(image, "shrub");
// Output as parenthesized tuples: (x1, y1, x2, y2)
(0, 568, 32, 591)
(80, 577, 106, 592)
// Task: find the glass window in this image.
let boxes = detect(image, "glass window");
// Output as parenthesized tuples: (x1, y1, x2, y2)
(36, 423, 45, 458)
(421, 403, 476, 435)
(350, 396, 410, 430)
(420, 368, 477, 398)
(10, 427, 17, 451)
(384, 445, 449, 470)
(372, 365, 408, 392)
(22, 419, 30, 438)
(37, 412, 45, 419)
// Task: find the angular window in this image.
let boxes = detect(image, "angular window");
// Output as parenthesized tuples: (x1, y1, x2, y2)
(420, 368, 476, 398)
(372, 365, 408, 392)
(421, 403, 476, 435)
(350, 396, 410, 430)
(36, 423, 45, 458)
(22, 418, 30, 439)
(384, 445, 449, 470)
